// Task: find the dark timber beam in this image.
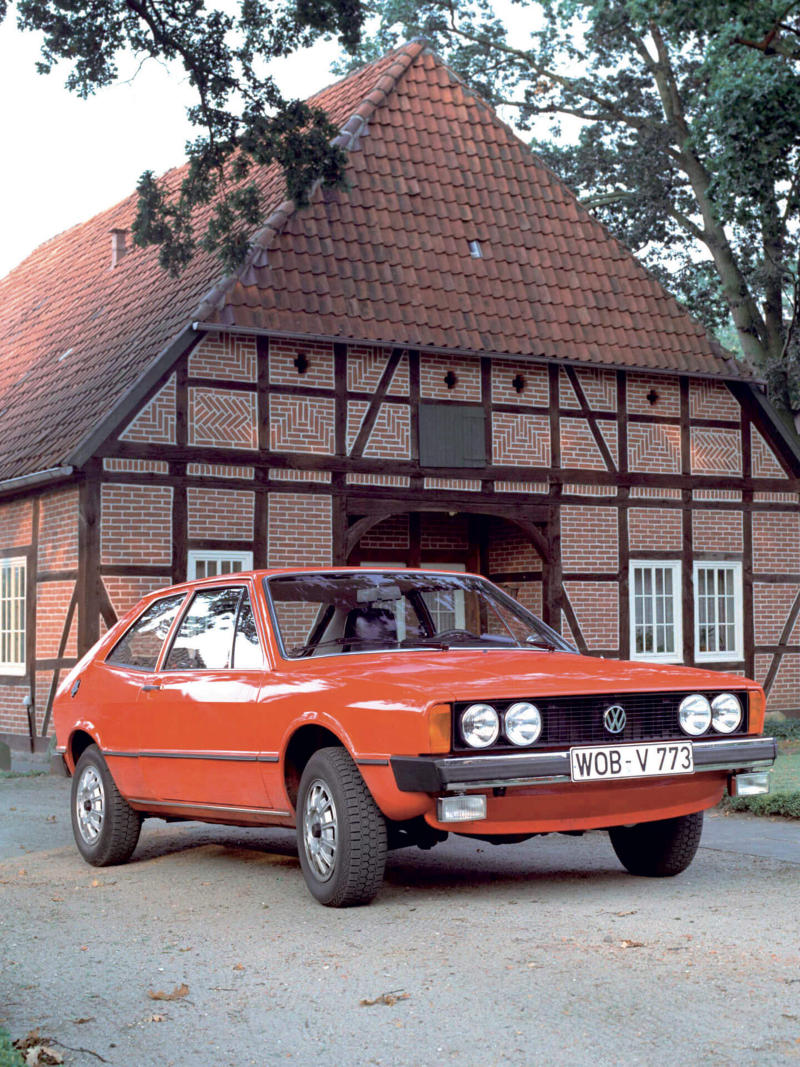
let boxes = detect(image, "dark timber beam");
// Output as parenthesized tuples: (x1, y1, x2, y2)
(349, 348, 404, 458)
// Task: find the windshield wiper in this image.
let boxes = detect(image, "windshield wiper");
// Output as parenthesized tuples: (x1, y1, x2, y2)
(525, 635, 557, 651)
(290, 636, 447, 656)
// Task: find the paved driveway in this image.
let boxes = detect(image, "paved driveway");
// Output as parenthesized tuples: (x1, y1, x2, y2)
(1, 774, 799, 1067)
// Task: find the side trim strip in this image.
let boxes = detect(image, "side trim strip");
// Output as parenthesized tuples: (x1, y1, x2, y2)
(257, 754, 280, 763)
(103, 750, 138, 758)
(103, 750, 263, 762)
(128, 798, 291, 817)
(356, 758, 390, 766)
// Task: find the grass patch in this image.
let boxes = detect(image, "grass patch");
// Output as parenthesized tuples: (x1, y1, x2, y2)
(0, 771, 47, 780)
(718, 734, 800, 818)
(0, 1026, 24, 1067)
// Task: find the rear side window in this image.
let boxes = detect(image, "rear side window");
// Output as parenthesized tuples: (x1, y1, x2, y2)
(233, 596, 263, 668)
(106, 594, 186, 671)
(164, 587, 243, 671)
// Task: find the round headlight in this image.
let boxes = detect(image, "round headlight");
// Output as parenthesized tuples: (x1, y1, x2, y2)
(711, 693, 742, 734)
(504, 702, 542, 746)
(679, 694, 712, 736)
(461, 703, 500, 748)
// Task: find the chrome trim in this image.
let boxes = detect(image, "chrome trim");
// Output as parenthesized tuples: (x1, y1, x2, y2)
(103, 749, 261, 762)
(448, 775, 572, 789)
(102, 750, 138, 758)
(128, 798, 291, 817)
(257, 754, 280, 763)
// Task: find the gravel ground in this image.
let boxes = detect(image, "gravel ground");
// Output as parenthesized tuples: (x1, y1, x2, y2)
(1, 774, 799, 1067)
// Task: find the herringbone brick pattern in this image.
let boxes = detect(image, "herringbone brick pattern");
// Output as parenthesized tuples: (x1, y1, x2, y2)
(347, 346, 390, 393)
(120, 375, 176, 443)
(690, 428, 741, 475)
(188, 331, 256, 381)
(690, 379, 740, 420)
(346, 400, 369, 452)
(751, 427, 787, 478)
(628, 424, 681, 472)
(190, 387, 258, 449)
(270, 395, 335, 453)
(363, 403, 410, 458)
(492, 413, 550, 466)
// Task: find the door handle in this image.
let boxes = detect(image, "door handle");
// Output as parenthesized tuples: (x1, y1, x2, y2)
(141, 684, 162, 692)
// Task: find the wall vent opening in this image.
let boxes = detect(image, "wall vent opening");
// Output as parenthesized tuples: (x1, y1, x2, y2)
(111, 229, 128, 269)
(468, 240, 483, 259)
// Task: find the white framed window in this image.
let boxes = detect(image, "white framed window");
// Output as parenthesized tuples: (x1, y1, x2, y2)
(694, 562, 743, 662)
(0, 557, 27, 675)
(187, 550, 253, 581)
(629, 561, 682, 663)
(421, 561, 466, 632)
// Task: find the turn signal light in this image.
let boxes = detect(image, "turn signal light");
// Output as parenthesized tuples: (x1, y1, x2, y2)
(749, 689, 766, 732)
(428, 704, 452, 753)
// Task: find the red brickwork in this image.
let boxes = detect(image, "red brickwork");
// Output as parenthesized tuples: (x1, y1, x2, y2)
(752, 512, 800, 572)
(563, 483, 617, 496)
(187, 487, 255, 541)
(628, 424, 681, 473)
(270, 469, 332, 483)
(103, 576, 172, 621)
(753, 583, 800, 645)
(492, 413, 550, 466)
(360, 514, 409, 552)
(693, 489, 742, 502)
(347, 345, 408, 394)
(269, 338, 334, 389)
(765, 653, 800, 712)
(491, 360, 548, 406)
(628, 508, 683, 552)
(575, 369, 616, 411)
(104, 459, 169, 474)
(120, 375, 176, 443)
(190, 387, 258, 449)
(692, 509, 743, 553)
(627, 374, 680, 417)
(690, 428, 742, 475)
(564, 581, 619, 648)
(363, 403, 410, 459)
(36, 581, 78, 658)
(496, 480, 549, 494)
(347, 401, 368, 452)
(486, 521, 542, 573)
(751, 428, 787, 478)
(270, 395, 334, 453)
(420, 355, 481, 401)
(561, 506, 618, 571)
(690, 380, 740, 420)
(560, 418, 617, 470)
(496, 580, 542, 618)
(188, 332, 256, 381)
(187, 463, 254, 479)
(421, 513, 469, 552)
(38, 490, 79, 571)
(101, 484, 173, 566)
(0, 684, 27, 735)
(0, 499, 32, 548)
(346, 473, 410, 488)
(423, 478, 481, 492)
(267, 493, 331, 567)
(631, 487, 682, 499)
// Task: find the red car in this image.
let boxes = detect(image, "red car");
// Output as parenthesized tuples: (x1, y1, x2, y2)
(53, 568, 776, 906)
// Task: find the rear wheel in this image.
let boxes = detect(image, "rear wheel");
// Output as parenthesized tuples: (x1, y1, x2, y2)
(297, 747, 387, 907)
(609, 811, 703, 877)
(70, 744, 142, 866)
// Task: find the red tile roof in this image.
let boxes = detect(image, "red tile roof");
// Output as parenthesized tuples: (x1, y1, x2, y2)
(0, 41, 751, 483)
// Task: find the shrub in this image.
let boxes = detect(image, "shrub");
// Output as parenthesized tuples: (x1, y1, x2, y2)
(0, 1028, 23, 1067)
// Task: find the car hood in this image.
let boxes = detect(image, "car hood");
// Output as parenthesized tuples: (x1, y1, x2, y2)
(292, 649, 752, 704)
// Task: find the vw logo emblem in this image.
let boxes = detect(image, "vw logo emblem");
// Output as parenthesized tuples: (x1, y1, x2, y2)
(603, 704, 626, 734)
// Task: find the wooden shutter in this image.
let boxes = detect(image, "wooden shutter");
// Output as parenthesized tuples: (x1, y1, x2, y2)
(419, 404, 486, 468)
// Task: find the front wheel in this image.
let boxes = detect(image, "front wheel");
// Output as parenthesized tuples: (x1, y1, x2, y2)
(609, 811, 703, 877)
(70, 744, 142, 866)
(297, 747, 387, 907)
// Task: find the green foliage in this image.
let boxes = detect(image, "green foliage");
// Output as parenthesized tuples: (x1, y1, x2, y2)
(0, 1028, 24, 1067)
(344, 0, 800, 416)
(765, 717, 800, 739)
(6, 0, 365, 275)
(722, 792, 800, 818)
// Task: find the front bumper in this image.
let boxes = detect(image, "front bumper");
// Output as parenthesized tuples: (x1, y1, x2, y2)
(391, 736, 778, 793)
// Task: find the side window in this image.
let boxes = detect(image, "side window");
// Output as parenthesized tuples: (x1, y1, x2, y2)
(629, 561, 682, 663)
(164, 587, 242, 671)
(106, 594, 186, 671)
(233, 596, 263, 668)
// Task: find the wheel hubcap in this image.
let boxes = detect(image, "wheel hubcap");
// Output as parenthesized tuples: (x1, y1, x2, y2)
(76, 766, 105, 844)
(303, 779, 337, 882)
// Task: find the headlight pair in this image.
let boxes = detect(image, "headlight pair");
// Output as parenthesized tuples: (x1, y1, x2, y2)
(461, 702, 542, 749)
(679, 692, 742, 736)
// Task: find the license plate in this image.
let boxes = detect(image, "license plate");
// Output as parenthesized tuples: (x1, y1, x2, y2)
(570, 741, 694, 782)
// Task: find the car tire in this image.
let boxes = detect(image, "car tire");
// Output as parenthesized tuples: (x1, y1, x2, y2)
(609, 811, 703, 877)
(297, 746, 387, 907)
(70, 744, 142, 867)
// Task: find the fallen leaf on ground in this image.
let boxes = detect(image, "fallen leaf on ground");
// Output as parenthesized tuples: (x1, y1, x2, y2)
(79, 946, 88, 952)
(620, 940, 645, 949)
(45, 815, 57, 823)
(91, 879, 102, 888)
(147, 983, 189, 1001)
(50, 898, 63, 902)
(72, 1018, 94, 1025)
(18, 869, 26, 876)
(148, 1014, 167, 1023)
(233, 963, 245, 971)
(617, 910, 637, 916)
(178, 947, 193, 952)
(360, 992, 410, 1007)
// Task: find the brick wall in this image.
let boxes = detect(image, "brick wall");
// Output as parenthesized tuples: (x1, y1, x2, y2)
(491, 360, 548, 406)
(493, 413, 550, 466)
(693, 509, 743, 553)
(360, 515, 409, 551)
(629, 508, 682, 552)
(120, 375, 176, 443)
(36, 581, 78, 658)
(267, 493, 331, 567)
(188, 332, 256, 381)
(420, 354, 481, 400)
(561, 506, 618, 571)
(270, 338, 334, 388)
(270, 395, 334, 453)
(101, 484, 173, 566)
(38, 490, 79, 571)
(753, 512, 800, 572)
(187, 488, 255, 541)
(103, 575, 173, 622)
(0, 499, 32, 547)
(564, 581, 619, 649)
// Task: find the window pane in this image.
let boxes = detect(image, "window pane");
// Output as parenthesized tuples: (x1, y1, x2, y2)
(107, 594, 186, 670)
(195, 561, 206, 579)
(165, 587, 242, 670)
(233, 596, 263, 668)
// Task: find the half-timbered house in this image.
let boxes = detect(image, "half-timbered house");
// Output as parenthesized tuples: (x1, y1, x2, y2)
(2, 40, 800, 751)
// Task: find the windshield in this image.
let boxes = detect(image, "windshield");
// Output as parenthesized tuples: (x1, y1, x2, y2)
(265, 571, 574, 659)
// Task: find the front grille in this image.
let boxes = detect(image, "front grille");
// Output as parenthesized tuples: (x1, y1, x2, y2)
(452, 691, 749, 751)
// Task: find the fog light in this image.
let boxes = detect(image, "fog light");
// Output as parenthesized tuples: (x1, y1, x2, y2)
(729, 771, 770, 797)
(437, 795, 487, 822)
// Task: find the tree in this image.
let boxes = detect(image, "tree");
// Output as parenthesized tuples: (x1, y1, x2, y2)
(3, 0, 365, 275)
(340, 0, 800, 425)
